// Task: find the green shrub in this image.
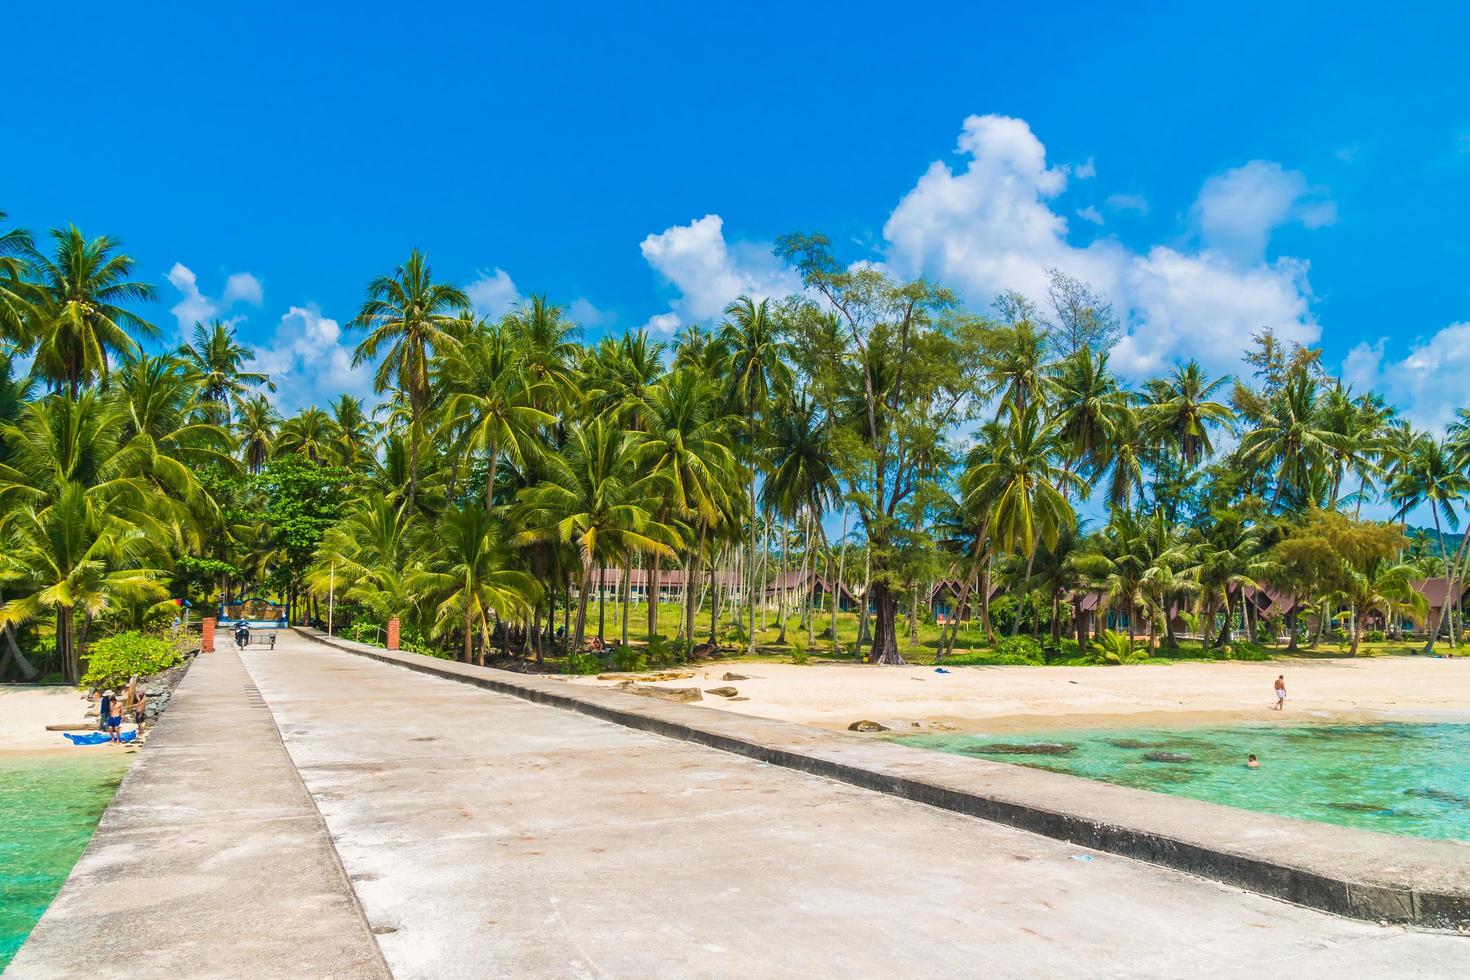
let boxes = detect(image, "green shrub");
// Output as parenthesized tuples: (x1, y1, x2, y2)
(611, 646, 648, 672)
(789, 637, 809, 665)
(1224, 640, 1270, 661)
(342, 620, 384, 644)
(1093, 630, 1137, 665)
(563, 651, 602, 675)
(81, 631, 183, 689)
(1044, 638, 1080, 663)
(993, 635, 1043, 664)
(943, 650, 1042, 666)
(1365, 630, 1386, 643)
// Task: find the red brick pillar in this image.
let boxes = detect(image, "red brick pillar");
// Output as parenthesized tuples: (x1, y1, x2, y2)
(386, 617, 400, 651)
(201, 617, 216, 653)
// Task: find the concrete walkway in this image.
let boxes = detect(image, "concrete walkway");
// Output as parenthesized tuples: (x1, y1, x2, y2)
(237, 632, 1468, 978)
(5, 646, 389, 980)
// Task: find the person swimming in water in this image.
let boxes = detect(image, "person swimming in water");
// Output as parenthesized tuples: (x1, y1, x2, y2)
(1246, 754, 1260, 769)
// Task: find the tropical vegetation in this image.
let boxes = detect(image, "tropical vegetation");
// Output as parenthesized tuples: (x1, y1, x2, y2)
(1, 214, 1466, 684)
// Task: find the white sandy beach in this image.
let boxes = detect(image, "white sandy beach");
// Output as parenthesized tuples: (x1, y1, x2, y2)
(568, 655, 1470, 733)
(1, 685, 113, 753)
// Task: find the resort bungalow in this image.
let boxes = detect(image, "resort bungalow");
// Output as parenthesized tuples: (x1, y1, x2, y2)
(1402, 577, 1469, 634)
(761, 569, 864, 613)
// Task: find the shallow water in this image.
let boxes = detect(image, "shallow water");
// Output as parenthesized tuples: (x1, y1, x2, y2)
(897, 722, 1470, 841)
(0, 751, 130, 969)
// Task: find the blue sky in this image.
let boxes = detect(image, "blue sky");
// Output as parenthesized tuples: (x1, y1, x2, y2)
(3, 2, 1469, 428)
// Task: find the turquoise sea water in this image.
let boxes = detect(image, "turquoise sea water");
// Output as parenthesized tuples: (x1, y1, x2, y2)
(898, 722, 1470, 841)
(0, 752, 130, 970)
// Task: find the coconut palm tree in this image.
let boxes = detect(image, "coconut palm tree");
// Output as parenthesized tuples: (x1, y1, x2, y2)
(1142, 360, 1234, 467)
(437, 320, 555, 509)
(411, 503, 540, 664)
(720, 296, 793, 654)
(236, 395, 278, 474)
(641, 368, 739, 639)
(0, 483, 165, 682)
(178, 320, 273, 423)
(329, 395, 377, 471)
(513, 418, 677, 650)
(349, 249, 469, 514)
(502, 295, 581, 397)
(275, 407, 337, 464)
(1238, 369, 1346, 513)
(979, 318, 1050, 419)
(1049, 346, 1129, 481)
(1387, 429, 1470, 650)
(309, 493, 417, 628)
(27, 226, 158, 396)
(0, 213, 39, 350)
(965, 400, 1083, 635)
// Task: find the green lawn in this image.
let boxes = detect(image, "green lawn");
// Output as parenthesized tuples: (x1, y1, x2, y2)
(556, 599, 1467, 669)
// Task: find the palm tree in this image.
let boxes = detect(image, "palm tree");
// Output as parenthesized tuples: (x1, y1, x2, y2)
(1387, 429, 1470, 650)
(502, 295, 581, 397)
(276, 407, 337, 464)
(1188, 513, 1267, 648)
(236, 395, 278, 474)
(329, 395, 377, 471)
(720, 296, 793, 655)
(178, 319, 273, 423)
(980, 318, 1050, 418)
(1238, 369, 1345, 513)
(412, 502, 540, 664)
(437, 321, 554, 509)
(1142, 360, 1234, 467)
(761, 390, 838, 643)
(310, 493, 417, 627)
(513, 419, 676, 650)
(0, 393, 168, 682)
(964, 400, 1083, 635)
(1049, 347, 1128, 482)
(27, 226, 158, 396)
(641, 368, 739, 640)
(0, 483, 165, 682)
(349, 249, 469, 514)
(0, 213, 39, 350)
(111, 354, 236, 537)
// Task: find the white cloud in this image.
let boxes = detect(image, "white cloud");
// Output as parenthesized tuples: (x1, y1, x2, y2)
(1194, 160, 1337, 263)
(568, 297, 610, 327)
(881, 113, 1327, 377)
(251, 305, 375, 412)
(465, 268, 523, 319)
(1106, 192, 1149, 215)
(640, 312, 681, 334)
(223, 272, 263, 306)
(165, 262, 263, 335)
(1073, 157, 1096, 179)
(1343, 323, 1470, 432)
(638, 214, 801, 331)
(166, 263, 217, 332)
(1076, 205, 1104, 226)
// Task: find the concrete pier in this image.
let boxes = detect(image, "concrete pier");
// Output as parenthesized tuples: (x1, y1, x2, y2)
(5, 646, 389, 980)
(12, 631, 1470, 978)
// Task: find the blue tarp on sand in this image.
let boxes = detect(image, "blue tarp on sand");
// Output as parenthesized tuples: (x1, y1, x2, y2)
(63, 731, 137, 745)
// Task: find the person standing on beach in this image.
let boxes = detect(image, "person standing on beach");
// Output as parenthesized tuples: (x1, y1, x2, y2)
(106, 700, 123, 744)
(134, 690, 148, 741)
(98, 689, 114, 732)
(1273, 674, 1286, 710)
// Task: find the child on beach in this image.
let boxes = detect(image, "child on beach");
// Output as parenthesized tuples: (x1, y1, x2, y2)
(134, 690, 148, 740)
(1273, 675, 1286, 710)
